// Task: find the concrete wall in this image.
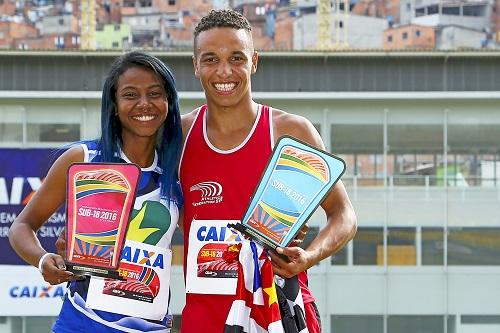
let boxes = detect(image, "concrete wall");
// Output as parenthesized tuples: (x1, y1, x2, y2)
(437, 26, 487, 49)
(413, 13, 490, 30)
(294, 13, 387, 49)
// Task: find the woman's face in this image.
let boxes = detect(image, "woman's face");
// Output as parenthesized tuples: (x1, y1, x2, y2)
(115, 66, 168, 142)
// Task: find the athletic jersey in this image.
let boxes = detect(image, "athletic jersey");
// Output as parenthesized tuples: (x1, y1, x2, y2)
(179, 105, 314, 333)
(53, 141, 178, 333)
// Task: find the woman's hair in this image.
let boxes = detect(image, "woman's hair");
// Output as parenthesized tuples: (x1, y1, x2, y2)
(98, 51, 183, 206)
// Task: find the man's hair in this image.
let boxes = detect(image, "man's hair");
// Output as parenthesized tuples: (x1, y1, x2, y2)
(194, 9, 252, 42)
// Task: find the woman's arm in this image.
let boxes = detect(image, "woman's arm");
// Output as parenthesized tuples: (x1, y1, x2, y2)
(9, 146, 84, 285)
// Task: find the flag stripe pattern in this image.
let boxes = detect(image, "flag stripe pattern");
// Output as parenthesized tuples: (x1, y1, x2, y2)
(224, 240, 285, 333)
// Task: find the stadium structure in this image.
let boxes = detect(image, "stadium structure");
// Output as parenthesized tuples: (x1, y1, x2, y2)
(0, 50, 499, 333)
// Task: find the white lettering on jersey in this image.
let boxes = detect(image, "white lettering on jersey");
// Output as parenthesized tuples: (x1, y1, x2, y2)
(190, 181, 223, 206)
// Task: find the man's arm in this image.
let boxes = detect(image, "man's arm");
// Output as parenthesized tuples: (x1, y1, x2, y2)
(269, 110, 357, 278)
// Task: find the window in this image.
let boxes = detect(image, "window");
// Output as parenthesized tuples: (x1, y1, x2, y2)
(461, 315, 500, 324)
(168, 0, 175, 5)
(124, 0, 135, 7)
(428, 5, 438, 14)
(54, 36, 64, 48)
(331, 245, 348, 265)
(448, 227, 500, 265)
(26, 109, 81, 143)
(112, 41, 119, 48)
(0, 107, 23, 143)
(114, 24, 120, 31)
(416, 30, 421, 37)
(463, 5, 485, 17)
(58, 18, 64, 25)
(422, 227, 444, 265)
(353, 227, 383, 265)
(139, 0, 152, 6)
(402, 32, 408, 39)
(387, 35, 393, 42)
(339, 20, 343, 28)
(386, 227, 416, 265)
(443, 6, 460, 15)
(27, 123, 80, 142)
(388, 315, 445, 333)
(332, 315, 383, 333)
(406, 3, 411, 11)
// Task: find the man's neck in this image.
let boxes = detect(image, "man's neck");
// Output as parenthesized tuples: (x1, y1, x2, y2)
(204, 99, 259, 150)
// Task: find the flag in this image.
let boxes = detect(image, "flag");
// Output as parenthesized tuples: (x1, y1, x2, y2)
(224, 240, 285, 333)
(275, 275, 308, 333)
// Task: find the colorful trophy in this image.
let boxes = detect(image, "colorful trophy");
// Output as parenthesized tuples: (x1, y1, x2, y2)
(65, 163, 140, 279)
(229, 136, 346, 250)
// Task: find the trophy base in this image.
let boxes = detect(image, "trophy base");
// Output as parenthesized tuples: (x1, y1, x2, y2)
(66, 263, 125, 280)
(228, 223, 278, 251)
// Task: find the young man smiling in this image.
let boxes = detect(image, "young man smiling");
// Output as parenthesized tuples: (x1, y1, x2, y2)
(179, 9, 357, 333)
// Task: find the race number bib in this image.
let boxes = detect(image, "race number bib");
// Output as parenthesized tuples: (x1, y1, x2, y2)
(185, 220, 242, 295)
(86, 240, 171, 321)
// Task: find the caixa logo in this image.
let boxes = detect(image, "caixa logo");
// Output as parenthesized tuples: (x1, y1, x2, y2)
(196, 225, 242, 242)
(121, 245, 165, 269)
(9, 285, 65, 298)
(0, 177, 42, 205)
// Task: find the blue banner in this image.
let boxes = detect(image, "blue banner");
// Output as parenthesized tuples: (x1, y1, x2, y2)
(0, 148, 65, 265)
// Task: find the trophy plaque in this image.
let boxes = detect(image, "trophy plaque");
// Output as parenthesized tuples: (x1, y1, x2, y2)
(65, 163, 140, 279)
(229, 136, 346, 250)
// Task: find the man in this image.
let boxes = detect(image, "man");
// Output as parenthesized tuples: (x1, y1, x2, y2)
(179, 9, 357, 333)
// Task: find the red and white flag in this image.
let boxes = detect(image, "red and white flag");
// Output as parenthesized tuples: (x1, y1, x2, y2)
(224, 240, 285, 333)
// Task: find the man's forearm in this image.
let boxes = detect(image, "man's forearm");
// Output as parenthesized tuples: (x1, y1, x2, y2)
(305, 208, 357, 268)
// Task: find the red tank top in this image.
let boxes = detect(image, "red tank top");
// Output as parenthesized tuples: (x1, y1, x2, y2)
(179, 104, 313, 333)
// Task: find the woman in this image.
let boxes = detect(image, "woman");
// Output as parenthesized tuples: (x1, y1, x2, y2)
(9, 51, 182, 332)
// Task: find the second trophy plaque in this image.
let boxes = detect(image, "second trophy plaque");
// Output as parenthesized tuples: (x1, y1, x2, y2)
(230, 136, 346, 250)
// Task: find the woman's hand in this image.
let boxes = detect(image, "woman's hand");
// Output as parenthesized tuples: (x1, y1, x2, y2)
(39, 253, 74, 285)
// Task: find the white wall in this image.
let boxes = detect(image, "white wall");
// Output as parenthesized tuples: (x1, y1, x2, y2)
(437, 26, 487, 50)
(293, 13, 387, 49)
(413, 14, 490, 30)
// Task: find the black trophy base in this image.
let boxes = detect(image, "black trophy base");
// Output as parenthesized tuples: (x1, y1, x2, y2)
(66, 263, 124, 280)
(228, 223, 279, 251)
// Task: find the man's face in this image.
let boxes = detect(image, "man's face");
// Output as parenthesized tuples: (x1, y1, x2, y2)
(193, 27, 258, 109)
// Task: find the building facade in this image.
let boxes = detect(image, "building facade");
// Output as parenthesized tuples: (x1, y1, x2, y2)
(95, 24, 131, 49)
(384, 24, 435, 49)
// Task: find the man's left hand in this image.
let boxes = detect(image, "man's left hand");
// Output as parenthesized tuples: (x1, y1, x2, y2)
(269, 246, 312, 278)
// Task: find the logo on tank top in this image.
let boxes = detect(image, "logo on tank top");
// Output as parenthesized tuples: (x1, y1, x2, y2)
(190, 181, 223, 206)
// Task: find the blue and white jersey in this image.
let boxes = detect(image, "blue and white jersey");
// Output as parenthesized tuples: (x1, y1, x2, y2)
(53, 141, 178, 333)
